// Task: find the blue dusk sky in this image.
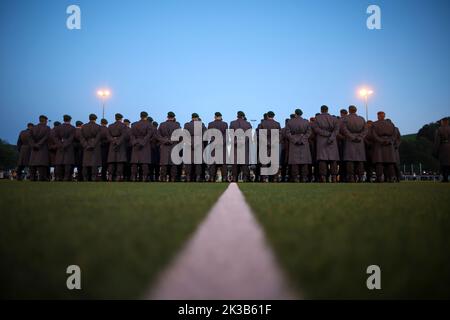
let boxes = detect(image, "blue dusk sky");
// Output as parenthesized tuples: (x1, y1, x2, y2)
(0, 0, 449, 143)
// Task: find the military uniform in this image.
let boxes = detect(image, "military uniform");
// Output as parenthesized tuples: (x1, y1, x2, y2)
(107, 119, 129, 181)
(184, 119, 206, 182)
(158, 117, 181, 182)
(29, 122, 51, 181)
(312, 112, 340, 182)
(16, 127, 32, 179)
(208, 117, 228, 182)
(229, 115, 252, 181)
(434, 123, 450, 182)
(285, 116, 312, 182)
(80, 120, 102, 181)
(130, 118, 156, 181)
(54, 122, 76, 181)
(100, 124, 110, 181)
(371, 118, 397, 182)
(258, 116, 281, 182)
(341, 113, 367, 182)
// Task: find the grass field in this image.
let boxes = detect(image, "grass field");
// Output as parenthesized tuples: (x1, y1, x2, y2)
(0, 181, 227, 299)
(240, 182, 450, 299)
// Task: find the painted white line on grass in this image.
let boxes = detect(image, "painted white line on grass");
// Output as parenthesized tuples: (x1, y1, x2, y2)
(146, 183, 298, 300)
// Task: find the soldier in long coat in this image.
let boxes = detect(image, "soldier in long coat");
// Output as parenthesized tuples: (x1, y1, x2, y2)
(208, 112, 228, 182)
(308, 116, 318, 182)
(107, 113, 128, 182)
(149, 121, 160, 181)
(371, 111, 397, 182)
(158, 112, 181, 182)
(280, 114, 295, 182)
(130, 112, 156, 182)
(254, 113, 268, 182)
(48, 121, 61, 178)
(100, 119, 109, 181)
(337, 109, 348, 182)
(73, 121, 84, 181)
(258, 111, 281, 182)
(312, 105, 340, 182)
(229, 111, 252, 182)
(393, 126, 402, 182)
(80, 114, 102, 181)
(123, 119, 132, 181)
(341, 106, 367, 182)
(16, 123, 34, 180)
(285, 109, 312, 182)
(183, 113, 207, 182)
(54, 115, 76, 181)
(29, 115, 51, 181)
(434, 117, 450, 182)
(364, 120, 374, 182)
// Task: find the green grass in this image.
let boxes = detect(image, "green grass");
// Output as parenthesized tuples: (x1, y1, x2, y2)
(0, 181, 227, 299)
(239, 182, 450, 299)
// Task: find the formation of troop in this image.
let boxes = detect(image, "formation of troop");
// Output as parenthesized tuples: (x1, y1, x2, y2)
(16, 104, 442, 183)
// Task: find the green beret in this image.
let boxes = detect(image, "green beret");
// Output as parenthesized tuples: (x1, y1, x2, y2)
(124, 119, 131, 124)
(100, 118, 108, 125)
(267, 111, 275, 118)
(63, 114, 72, 122)
(115, 113, 123, 120)
(295, 109, 303, 116)
(192, 113, 199, 118)
(53, 121, 61, 127)
(167, 111, 175, 118)
(215, 112, 222, 117)
(237, 111, 245, 117)
(75, 121, 83, 126)
(140, 111, 148, 118)
(89, 114, 97, 120)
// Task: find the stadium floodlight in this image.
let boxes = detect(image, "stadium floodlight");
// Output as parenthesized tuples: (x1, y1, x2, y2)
(359, 88, 374, 121)
(97, 89, 111, 119)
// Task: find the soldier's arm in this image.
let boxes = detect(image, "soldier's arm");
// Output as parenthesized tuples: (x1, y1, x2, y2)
(63, 128, 75, 149)
(17, 135, 22, 152)
(79, 128, 88, 149)
(312, 122, 331, 137)
(36, 128, 50, 147)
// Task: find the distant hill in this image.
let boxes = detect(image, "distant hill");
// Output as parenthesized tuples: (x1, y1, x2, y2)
(399, 117, 449, 173)
(0, 139, 18, 170)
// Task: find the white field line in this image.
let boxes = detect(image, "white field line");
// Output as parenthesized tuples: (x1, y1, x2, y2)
(146, 183, 299, 300)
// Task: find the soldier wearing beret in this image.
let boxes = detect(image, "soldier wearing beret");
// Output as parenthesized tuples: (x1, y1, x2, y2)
(207, 112, 228, 182)
(29, 115, 51, 181)
(149, 121, 160, 181)
(371, 111, 397, 182)
(73, 120, 84, 181)
(312, 105, 340, 182)
(54, 115, 76, 181)
(158, 111, 181, 182)
(130, 111, 156, 182)
(434, 117, 450, 182)
(100, 118, 109, 181)
(258, 111, 281, 182)
(184, 113, 207, 182)
(48, 121, 61, 180)
(341, 106, 367, 182)
(285, 109, 312, 182)
(80, 114, 102, 181)
(107, 113, 128, 181)
(229, 111, 252, 182)
(16, 123, 34, 180)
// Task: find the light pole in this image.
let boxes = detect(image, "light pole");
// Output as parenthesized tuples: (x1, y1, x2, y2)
(97, 89, 111, 119)
(359, 89, 373, 121)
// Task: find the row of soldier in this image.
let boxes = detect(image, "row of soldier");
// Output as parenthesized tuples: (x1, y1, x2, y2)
(16, 105, 402, 182)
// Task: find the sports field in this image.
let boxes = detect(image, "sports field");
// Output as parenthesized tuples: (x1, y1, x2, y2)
(0, 181, 449, 299)
(0, 181, 227, 299)
(240, 182, 450, 299)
